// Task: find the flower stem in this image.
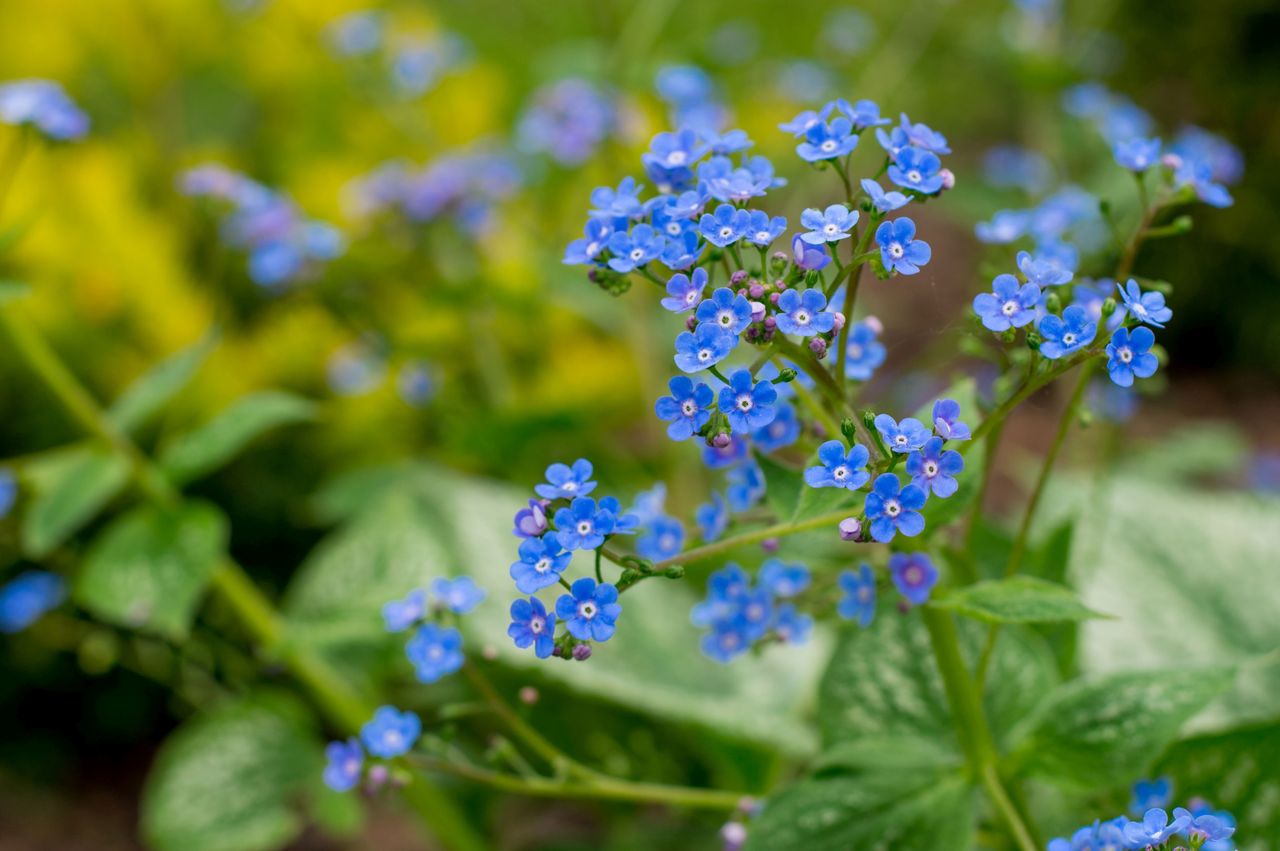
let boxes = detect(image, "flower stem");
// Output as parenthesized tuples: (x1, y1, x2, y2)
(651, 508, 851, 570)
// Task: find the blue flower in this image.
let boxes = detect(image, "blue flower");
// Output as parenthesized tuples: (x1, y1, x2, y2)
(361, 706, 421, 758)
(554, 497, 616, 550)
(696, 493, 729, 542)
(661, 267, 707, 313)
(659, 230, 703, 270)
(637, 515, 685, 560)
(779, 106, 832, 136)
(875, 218, 931, 275)
(973, 274, 1040, 331)
(791, 233, 831, 271)
(835, 98, 891, 129)
(508, 596, 557, 658)
(643, 128, 707, 173)
(894, 113, 951, 154)
(773, 603, 813, 645)
(703, 128, 753, 154)
(1106, 326, 1159, 387)
(0, 466, 15, 518)
(510, 534, 572, 593)
(691, 564, 751, 626)
(759, 559, 810, 597)
(874, 414, 930, 453)
(1017, 249, 1073, 287)
(844, 319, 886, 380)
(601, 496, 641, 534)
(431, 577, 485, 614)
(726, 461, 766, 511)
(975, 209, 1031, 244)
(383, 589, 426, 632)
(1123, 808, 1192, 847)
(797, 117, 858, 162)
(405, 624, 464, 683)
(1118, 278, 1172, 327)
(1174, 158, 1233, 208)
(655, 375, 715, 440)
(889, 147, 944, 194)
(556, 577, 622, 642)
(589, 176, 644, 220)
(800, 204, 858, 244)
(701, 622, 753, 663)
(932, 399, 972, 441)
(0, 79, 89, 140)
(860, 178, 910, 213)
(837, 565, 876, 627)
(775, 288, 835, 336)
(563, 219, 614, 265)
(1038, 305, 1097, 360)
(752, 400, 801, 452)
(719, 369, 778, 433)
(512, 498, 550, 538)
(606, 224, 665, 273)
(865, 474, 927, 543)
(1177, 806, 1236, 844)
(703, 435, 748, 469)
(1072, 279, 1124, 332)
(323, 738, 363, 792)
(804, 440, 871, 490)
(536, 458, 596, 499)
(744, 210, 787, 247)
(1113, 136, 1162, 172)
(1129, 777, 1173, 816)
(698, 203, 751, 247)
(674, 322, 737, 373)
(890, 552, 938, 605)
(906, 437, 964, 498)
(697, 156, 772, 202)
(0, 571, 65, 634)
(696, 287, 753, 335)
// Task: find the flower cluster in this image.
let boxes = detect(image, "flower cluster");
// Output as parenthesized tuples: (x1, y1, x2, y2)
(692, 561, 813, 662)
(322, 704, 422, 793)
(835, 550, 940, 628)
(517, 79, 628, 166)
(324, 11, 470, 97)
(383, 577, 486, 684)
(1050, 806, 1236, 850)
(0, 79, 89, 141)
(180, 164, 345, 288)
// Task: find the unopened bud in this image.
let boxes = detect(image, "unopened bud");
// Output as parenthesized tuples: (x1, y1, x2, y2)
(839, 517, 862, 540)
(809, 338, 828, 358)
(518, 686, 539, 705)
(832, 311, 846, 333)
(760, 537, 779, 553)
(939, 168, 955, 191)
(712, 432, 732, 449)
(730, 269, 748, 285)
(572, 644, 592, 661)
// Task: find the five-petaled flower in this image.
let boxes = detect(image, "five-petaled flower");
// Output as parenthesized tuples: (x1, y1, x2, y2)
(508, 596, 558, 658)
(383, 589, 426, 632)
(973, 274, 1040, 331)
(655, 375, 715, 440)
(554, 497, 617, 550)
(536, 458, 596, 499)
(696, 287, 753, 335)
(804, 440, 871, 490)
(661, 267, 707, 313)
(1038, 305, 1097, 359)
(889, 552, 938, 605)
(931, 399, 972, 441)
(674, 322, 736, 373)
(875, 217, 931, 275)
(797, 117, 858, 162)
(874, 414, 930, 454)
(775, 288, 836, 336)
(864, 473, 928, 543)
(323, 738, 363, 792)
(556, 577, 622, 642)
(861, 178, 910, 213)
(405, 623, 464, 683)
(431, 577, 485, 613)
(361, 705, 421, 758)
(718, 369, 778, 433)
(836, 565, 876, 627)
(1118, 278, 1173, 327)
(1106, 326, 1159, 387)
(906, 437, 964, 498)
(510, 534, 572, 593)
(800, 204, 858, 244)
(888, 146, 944, 194)
(698, 203, 751, 247)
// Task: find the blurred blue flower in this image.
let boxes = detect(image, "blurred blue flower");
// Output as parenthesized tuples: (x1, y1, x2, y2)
(837, 565, 876, 626)
(0, 79, 89, 140)
(889, 552, 938, 605)
(696, 493, 729, 543)
(361, 706, 421, 758)
(323, 738, 363, 792)
(0, 571, 65, 633)
(431, 577, 485, 614)
(383, 589, 426, 633)
(844, 318, 886, 380)
(405, 624, 464, 683)
(637, 515, 684, 561)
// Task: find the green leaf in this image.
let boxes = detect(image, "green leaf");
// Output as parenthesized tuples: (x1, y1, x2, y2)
(141, 693, 321, 851)
(0, 279, 31, 304)
(756, 452, 805, 521)
(930, 576, 1108, 624)
(158, 391, 316, 485)
(75, 502, 228, 639)
(108, 331, 218, 433)
(1008, 666, 1236, 788)
(21, 445, 131, 557)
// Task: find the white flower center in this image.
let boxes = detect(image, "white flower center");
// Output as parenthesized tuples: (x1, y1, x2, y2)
(884, 499, 901, 517)
(562, 481, 578, 492)
(894, 435, 908, 447)
(718, 311, 734, 326)
(1063, 333, 1077, 345)
(833, 465, 849, 480)
(907, 169, 922, 183)
(586, 241, 600, 255)
(535, 557, 551, 573)
(889, 243, 904, 258)
(1119, 347, 1133, 363)
(1002, 300, 1018, 316)
(820, 140, 837, 152)
(719, 226, 733, 239)
(795, 310, 810, 324)
(924, 461, 938, 477)
(698, 348, 712, 361)
(576, 520, 592, 535)
(681, 400, 697, 416)
(756, 230, 770, 241)
(667, 222, 681, 236)
(579, 602, 597, 619)
(530, 616, 545, 633)
(686, 290, 699, 304)
(848, 344, 863, 358)
(630, 248, 644, 261)
(668, 151, 687, 166)
(824, 223, 839, 235)
(737, 395, 753, 411)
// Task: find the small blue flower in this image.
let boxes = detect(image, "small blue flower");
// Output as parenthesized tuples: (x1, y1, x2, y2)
(662, 267, 707, 313)
(383, 589, 426, 632)
(844, 319, 886, 380)
(1033, 240, 1080, 276)
(779, 106, 832, 136)
(1038, 305, 1097, 360)
(674, 322, 737, 373)
(1017, 249, 1073, 287)
(1174, 158, 1233, 208)
(606, 224, 665, 273)
(512, 498, 550, 538)
(431, 577, 485, 614)
(796, 117, 858, 162)
(744, 209, 787, 247)
(759, 559, 810, 597)
(637, 515, 685, 560)
(0, 79, 90, 140)
(323, 738, 363, 792)
(932, 399, 971, 441)
(659, 230, 703, 270)
(906, 437, 964, 498)
(0, 570, 65, 634)
(890, 552, 938, 606)
(643, 128, 707, 172)
(655, 375, 715, 440)
(697, 156, 773, 202)
(975, 209, 1031, 244)
(773, 603, 813, 644)
(1113, 136, 1162, 172)
(601, 496, 641, 534)
(1177, 807, 1235, 844)
(361, 706, 421, 758)
(888, 147, 944, 194)
(1118, 278, 1172, 327)
(702, 435, 748, 469)
(800, 204, 858, 244)
(973, 274, 1040, 331)
(752, 401, 801, 452)
(1072, 279, 1124, 331)
(510, 534, 572, 593)
(775, 288, 835, 336)
(719, 369, 778, 433)
(874, 414, 930, 454)
(875, 218, 931, 275)
(0, 466, 15, 518)
(691, 564, 751, 627)
(791, 233, 831, 271)
(698, 203, 751, 247)
(405, 624, 464, 683)
(554, 497, 617, 551)
(804, 440, 871, 490)
(508, 596, 557, 658)
(892, 113, 951, 155)
(556, 577, 622, 642)
(1106, 326, 1159, 387)
(701, 621, 752, 663)
(696, 493, 729, 542)
(1122, 808, 1192, 847)
(703, 128, 753, 155)
(865, 474, 928, 543)
(1129, 777, 1173, 816)
(726, 461, 766, 511)
(860, 178, 910, 213)
(626, 484, 667, 527)
(589, 176, 644, 220)
(696, 287, 753, 335)
(835, 98, 891, 129)
(536, 458, 596, 500)
(837, 565, 876, 627)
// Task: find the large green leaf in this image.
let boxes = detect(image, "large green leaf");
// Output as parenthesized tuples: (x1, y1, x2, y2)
(75, 502, 228, 639)
(108, 331, 218, 434)
(158, 391, 316, 485)
(1007, 666, 1236, 788)
(930, 576, 1108, 624)
(141, 693, 321, 851)
(21, 444, 131, 557)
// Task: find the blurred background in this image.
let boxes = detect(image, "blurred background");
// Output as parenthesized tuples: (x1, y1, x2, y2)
(0, 0, 1277, 848)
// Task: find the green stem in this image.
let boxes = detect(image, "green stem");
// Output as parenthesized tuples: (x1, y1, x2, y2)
(651, 508, 851, 570)
(0, 126, 31, 225)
